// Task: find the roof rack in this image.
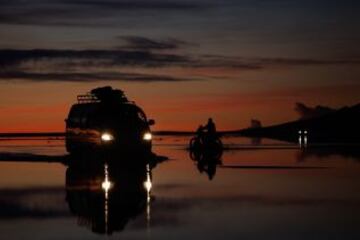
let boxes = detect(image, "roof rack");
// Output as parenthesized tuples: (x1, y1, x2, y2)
(77, 94, 100, 104)
(76, 87, 134, 104)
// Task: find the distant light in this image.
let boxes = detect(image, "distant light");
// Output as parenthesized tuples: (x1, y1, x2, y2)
(102, 179, 112, 191)
(298, 130, 302, 134)
(304, 130, 308, 135)
(101, 133, 114, 142)
(143, 132, 152, 141)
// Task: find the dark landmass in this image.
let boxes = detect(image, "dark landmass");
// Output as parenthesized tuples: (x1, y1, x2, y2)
(0, 132, 65, 138)
(235, 103, 360, 143)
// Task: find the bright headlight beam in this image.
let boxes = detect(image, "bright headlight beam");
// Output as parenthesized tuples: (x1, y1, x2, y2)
(101, 133, 114, 142)
(143, 132, 152, 141)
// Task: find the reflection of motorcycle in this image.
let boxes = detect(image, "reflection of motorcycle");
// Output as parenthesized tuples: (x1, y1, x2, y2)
(189, 134, 223, 153)
(189, 149, 223, 181)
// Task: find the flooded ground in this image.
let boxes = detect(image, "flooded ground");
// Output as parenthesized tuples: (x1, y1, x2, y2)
(0, 136, 359, 239)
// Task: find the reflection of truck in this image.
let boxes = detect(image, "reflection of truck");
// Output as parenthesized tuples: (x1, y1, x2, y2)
(65, 86, 155, 154)
(65, 156, 150, 234)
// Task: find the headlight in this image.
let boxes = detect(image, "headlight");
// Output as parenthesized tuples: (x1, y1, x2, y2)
(101, 133, 114, 142)
(143, 132, 152, 141)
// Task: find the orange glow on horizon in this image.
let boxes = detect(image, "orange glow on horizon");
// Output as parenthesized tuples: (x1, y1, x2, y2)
(0, 84, 359, 133)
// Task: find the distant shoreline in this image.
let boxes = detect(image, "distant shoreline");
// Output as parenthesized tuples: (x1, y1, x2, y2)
(0, 132, 65, 138)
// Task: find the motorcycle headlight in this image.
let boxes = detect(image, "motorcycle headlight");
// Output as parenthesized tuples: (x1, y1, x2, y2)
(101, 132, 114, 142)
(143, 132, 152, 141)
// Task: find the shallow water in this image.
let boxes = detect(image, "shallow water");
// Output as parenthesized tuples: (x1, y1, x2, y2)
(0, 136, 359, 239)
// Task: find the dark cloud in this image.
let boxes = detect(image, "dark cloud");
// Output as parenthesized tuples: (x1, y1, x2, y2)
(0, 0, 206, 26)
(258, 57, 360, 66)
(0, 48, 196, 82)
(2, 49, 359, 70)
(1, 47, 360, 83)
(118, 36, 190, 51)
(0, 71, 195, 83)
(67, 0, 204, 10)
(193, 55, 263, 69)
(294, 102, 337, 119)
(0, 49, 190, 68)
(201, 55, 360, 68)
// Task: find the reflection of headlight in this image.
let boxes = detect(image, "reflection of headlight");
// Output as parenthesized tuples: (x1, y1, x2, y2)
(101, 133, 114, 142)
(144, 179, 152, 192)
(102, 179, 112, 191)
(143, 132, 152, 141)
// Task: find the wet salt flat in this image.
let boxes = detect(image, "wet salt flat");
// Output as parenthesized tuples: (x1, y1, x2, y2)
(0, 136, 359, 239)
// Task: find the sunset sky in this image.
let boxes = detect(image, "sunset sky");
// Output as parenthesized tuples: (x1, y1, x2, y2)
(0, 0, 359, 132)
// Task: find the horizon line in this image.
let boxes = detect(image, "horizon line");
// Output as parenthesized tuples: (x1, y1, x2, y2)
(0, 130, 245, 138)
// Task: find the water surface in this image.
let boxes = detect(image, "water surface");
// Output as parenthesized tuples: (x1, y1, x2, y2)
(0, 136, 359, 239)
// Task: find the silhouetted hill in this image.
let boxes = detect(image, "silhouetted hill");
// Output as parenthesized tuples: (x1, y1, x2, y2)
(236, 103, 360, 143)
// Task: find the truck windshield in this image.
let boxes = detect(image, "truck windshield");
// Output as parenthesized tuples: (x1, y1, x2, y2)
(137, 111, 147, 122)
(118, 108, 147, 124)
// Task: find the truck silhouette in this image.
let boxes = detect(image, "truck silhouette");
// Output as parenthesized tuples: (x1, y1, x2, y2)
(65, 86, 155, 154)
